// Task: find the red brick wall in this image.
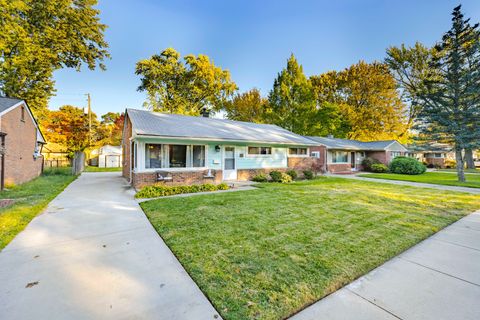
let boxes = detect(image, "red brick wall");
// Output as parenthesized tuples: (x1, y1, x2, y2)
(366, 151, 389, 165)
(287, 156, 324, 173)
(2, 103, 43, 185)
(327, 163, 352, 173)
(122, 116, 132, 180)
(133, 169, 223, 189)
(425, 158, 445, 168)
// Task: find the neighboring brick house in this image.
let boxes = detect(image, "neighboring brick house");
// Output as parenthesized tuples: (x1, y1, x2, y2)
(0, 97, 46, 188)
(306, 136, 408, 173)
(407, 143, 456, 168)
(122, 109, 320, 188)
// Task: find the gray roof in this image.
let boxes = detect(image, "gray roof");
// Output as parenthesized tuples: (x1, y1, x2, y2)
(0, 97, 23, 113)
(126, 109, 316, 146)
(307, 136, 403, 151)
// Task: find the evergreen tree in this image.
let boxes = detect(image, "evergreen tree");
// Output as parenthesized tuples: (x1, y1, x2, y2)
(418, 5, 480, 181)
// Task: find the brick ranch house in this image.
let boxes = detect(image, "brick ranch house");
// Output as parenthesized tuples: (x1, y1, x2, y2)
(0, 97, 46, 188)
(306, 136, 408, 173)
(122, 109, 322, 188)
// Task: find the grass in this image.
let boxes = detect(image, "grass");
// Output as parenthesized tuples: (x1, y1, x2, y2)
(85, 166, 122, 172)
(438, 168, 480, 174)
(359, 172, 480, 188)
(141, 177, 480, 320)
(0, 168, 77, 250)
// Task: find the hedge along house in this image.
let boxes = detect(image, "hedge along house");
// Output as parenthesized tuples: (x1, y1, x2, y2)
(306, 136, 409, 173)
(122, 109, 320, 188)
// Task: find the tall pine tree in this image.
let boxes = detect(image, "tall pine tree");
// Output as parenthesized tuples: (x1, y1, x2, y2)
(418, 5, 480, 182)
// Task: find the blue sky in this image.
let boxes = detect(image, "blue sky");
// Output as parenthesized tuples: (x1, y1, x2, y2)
(49, 0, 480, 116)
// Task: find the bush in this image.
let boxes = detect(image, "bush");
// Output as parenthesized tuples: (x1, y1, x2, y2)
(445, 159, 456, 169)
(269, 170, 283, 182)
(361, 157, 381, 172)
(389, 156, 426, 175)
(371, 163, 389, 173)
(252, 173, 268, 182)
(135, 183, 230, 198)
(280, 172, 292, 183)
(302, 170, 314, 180)
(286, 170, 298, 180)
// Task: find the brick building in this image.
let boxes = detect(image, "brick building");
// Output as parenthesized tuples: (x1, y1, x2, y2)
(122, 109, 320, 188)
(0, 97, 46, 188)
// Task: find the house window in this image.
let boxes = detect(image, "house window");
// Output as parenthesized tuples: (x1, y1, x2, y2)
(311, 151, 320, 158)
(332, 151, 348, 163)
(248, 146, 272, 155)
(391, 151, 402, 158)
(169, 145, 187, 168)
(21, 106, 25, 121)
(145, 144, 162, 168)
(192, 145, 205, 167)
(288, 148, 308, 155)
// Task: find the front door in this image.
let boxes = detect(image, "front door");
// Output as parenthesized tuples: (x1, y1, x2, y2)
(351, 152, 356, 169)
(223, 146, 237, 180)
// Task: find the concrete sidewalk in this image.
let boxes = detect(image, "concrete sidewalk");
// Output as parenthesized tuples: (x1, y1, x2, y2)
(291, 210, 480, 320)
(331, 173, 480, 194)
(0, 172, 220, 320)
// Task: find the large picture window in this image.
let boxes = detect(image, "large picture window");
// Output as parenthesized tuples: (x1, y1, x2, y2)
(169, 145, 187, 167)
(332, 151, 348, 163)
(145, 144, 162, 168)
(289, 148, 308, 155)
(248, 146, 272, 155)
(192, 145, 205, 167)
(144, 144, 206, 169)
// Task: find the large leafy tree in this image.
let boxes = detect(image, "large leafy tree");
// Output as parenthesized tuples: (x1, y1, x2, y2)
(0, 0, 109, 118)
(99, 112, 124, 146)
(267, 54, 319, 135)
(311, 61, 408, 141)
(41, 105, 102, 153)
(135, 48, 237, 115)
(224, 88, 268, 123)
(418, 5, 480, 182)
(385, 42, 435, 131)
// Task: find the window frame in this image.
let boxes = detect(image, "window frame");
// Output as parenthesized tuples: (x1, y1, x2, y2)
(247, 146, 272, 156)
(331, 151, 349, 163)
(288, 147, 309, 157)
(141, 143, 207, 171)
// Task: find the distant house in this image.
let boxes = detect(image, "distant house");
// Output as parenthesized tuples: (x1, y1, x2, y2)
(122, 109, 319, 188)
(307, 136, 409, 173)
(407, 143, 456, 168)
(0, 97, 46, 188)
(90, 145, 122, 168)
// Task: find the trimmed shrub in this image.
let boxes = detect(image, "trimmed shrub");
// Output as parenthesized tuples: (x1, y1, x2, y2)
(361, 157, 381, 172)
(389, 156, 426, 175)
(280, 172, 292, 183)
(135, 183, 230, 198)
(445, 159, 456, 169)
(371, 163, 389, 173)
(302, 170, 314, 180)
(252, 173, 268, 182)
(286, 170, 298, 180)
(269, 170, 283, 182)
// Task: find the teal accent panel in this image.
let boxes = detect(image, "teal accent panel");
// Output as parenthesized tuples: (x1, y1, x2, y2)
(236, 146, 287, 169)
(207, 144, 222, 170)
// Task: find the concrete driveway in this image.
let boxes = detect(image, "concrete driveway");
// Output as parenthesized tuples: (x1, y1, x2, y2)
(0, 172, 220, 320)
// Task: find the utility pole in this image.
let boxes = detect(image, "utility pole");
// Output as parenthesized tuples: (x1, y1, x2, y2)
(86, 93, 92, 146)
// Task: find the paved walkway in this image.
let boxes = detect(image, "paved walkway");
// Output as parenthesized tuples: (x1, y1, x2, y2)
(330, 174, 480, 194)
(291, 210, 480, 320)
(0, 172, 220, 320)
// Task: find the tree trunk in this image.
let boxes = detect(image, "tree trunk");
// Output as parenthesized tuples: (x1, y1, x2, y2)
(72, 151, 85, 175)
(455, 147, 466, 182)
(465, 148, 475, 169)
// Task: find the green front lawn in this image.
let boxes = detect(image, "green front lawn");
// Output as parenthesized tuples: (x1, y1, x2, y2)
(359, 172, 480, 188)
(85, 166, 122, 172)
(0, 169, 77, 250)
(438, 168, 480, 174)
(141, 178, 479, 320)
